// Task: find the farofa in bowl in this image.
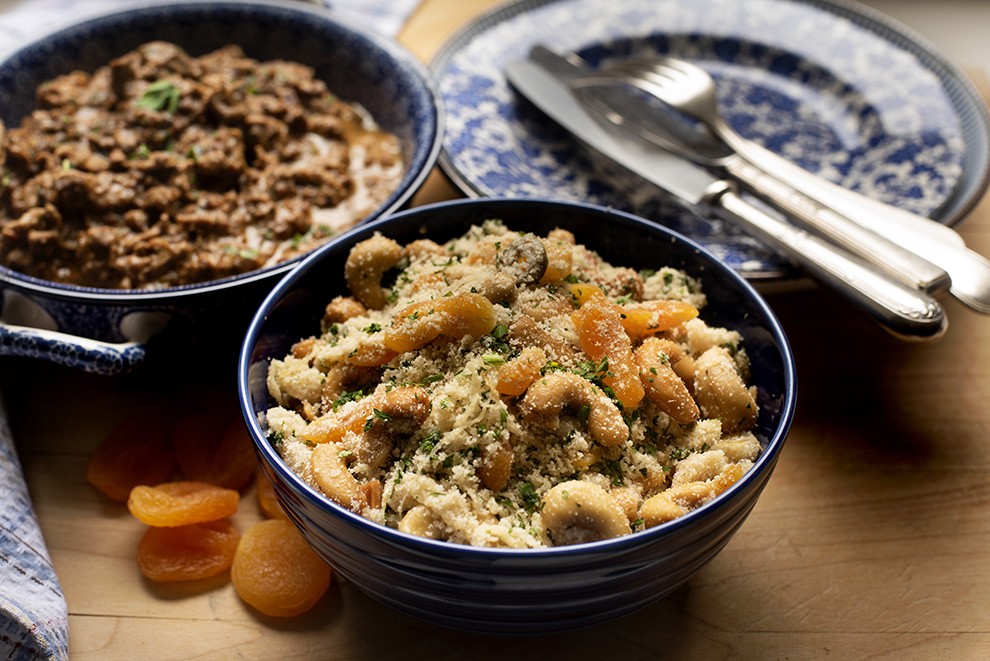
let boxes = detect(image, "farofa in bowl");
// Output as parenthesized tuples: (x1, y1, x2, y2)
(239, 198, 794, 633)
(263, 219, 763, 548)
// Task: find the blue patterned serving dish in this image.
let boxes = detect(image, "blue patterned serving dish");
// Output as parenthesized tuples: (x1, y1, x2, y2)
(0, 0, 442, 374)
(432, 0, 990, 279)
(238, 198, 797, 634)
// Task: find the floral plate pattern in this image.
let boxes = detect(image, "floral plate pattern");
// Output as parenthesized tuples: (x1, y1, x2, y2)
(432, 0, 990, 278)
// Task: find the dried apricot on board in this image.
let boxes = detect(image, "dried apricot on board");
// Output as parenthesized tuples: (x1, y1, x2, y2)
(87, 410, 176, 502)
(136, 519, 241, 582)
(255, 468, 288, 520)
(231, 519, 331, 617)
(128, 481, 239, 527)
(173, 412, 257, 490)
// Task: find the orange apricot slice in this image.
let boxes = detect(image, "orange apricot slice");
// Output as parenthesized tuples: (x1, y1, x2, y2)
(136, 519, 241, 582)
(231, 519, 332, 617)
(128, 481, 239, 527)
(571, 296, 644, 410)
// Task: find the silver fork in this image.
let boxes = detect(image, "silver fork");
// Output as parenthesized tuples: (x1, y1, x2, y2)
(557, 53, 955, 297)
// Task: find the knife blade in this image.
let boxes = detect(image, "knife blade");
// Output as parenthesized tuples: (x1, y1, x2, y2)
(504, 56, 947, 340)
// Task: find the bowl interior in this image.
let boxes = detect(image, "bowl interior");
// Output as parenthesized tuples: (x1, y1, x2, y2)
(241, 197, 794, 536)
(238, 197, 796, 631)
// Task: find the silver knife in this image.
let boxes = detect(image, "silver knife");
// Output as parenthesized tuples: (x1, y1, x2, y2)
(504, 57, 947, 340)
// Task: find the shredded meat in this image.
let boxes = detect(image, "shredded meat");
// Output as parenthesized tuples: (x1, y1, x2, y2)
(0, 41, 403, 289)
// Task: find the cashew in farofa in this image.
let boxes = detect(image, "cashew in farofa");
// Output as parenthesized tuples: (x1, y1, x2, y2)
(635, 336, 699, 424)
(321, 364, 380, 402)
(541, 480, 631, 545)
(519, 371, 628, 447)
(640, 462, 746, 528)
(323, 295, 367, 325)
(344, 234, 404, 309)
(311, 443, 365, 512)
(693, 346, 758, 433)
(398, 505, 444, 539)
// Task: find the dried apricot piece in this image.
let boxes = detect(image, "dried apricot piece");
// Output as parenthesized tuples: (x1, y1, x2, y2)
(620, 300, 699, 338)
(231, 519, 332, 617)
(571, 296, 645, 410)
(255, 468, 288, 520)
(174, 412, 257, 490)
(87, 409, 176, 502)
(136, 519, 241, 582)
(128, 481, 239, 527)
(495, 346, 547, 396)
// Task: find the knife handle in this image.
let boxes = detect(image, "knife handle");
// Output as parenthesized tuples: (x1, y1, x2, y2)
(709, 183, 947, 341)
(721, 154, 952, 294)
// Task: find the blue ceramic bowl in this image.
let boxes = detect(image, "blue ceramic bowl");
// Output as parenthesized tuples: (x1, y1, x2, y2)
(0, 0, 441, 374)
(238, 198, 797, 634)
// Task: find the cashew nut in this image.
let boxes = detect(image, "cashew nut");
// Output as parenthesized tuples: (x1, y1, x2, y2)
(310, 443, 385, 512)
(693, 346, 758, 433)
(404, 239, 445, 260)
(508, 315, 575, 361)
(398, 505, 445, 539)
(541, 480, 631, 545)
(635, 336, 699, 424)
(640, 482, 713, 528)
(323, 295, 367, 325)
(321, 364, 380, 402)
(519, 371, 628, 447)
(640, 461, 745, 529)
(311, 442, 365, 512)
(345, 234, 404, 309)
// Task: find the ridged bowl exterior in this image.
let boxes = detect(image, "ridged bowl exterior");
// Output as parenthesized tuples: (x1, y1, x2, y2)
(240, 198, 796, 634)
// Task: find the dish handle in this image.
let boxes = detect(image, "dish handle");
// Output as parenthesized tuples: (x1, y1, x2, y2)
(0, 322, 147, 375)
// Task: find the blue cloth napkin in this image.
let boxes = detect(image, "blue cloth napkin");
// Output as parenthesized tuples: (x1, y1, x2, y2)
(0, 393, 68, 661)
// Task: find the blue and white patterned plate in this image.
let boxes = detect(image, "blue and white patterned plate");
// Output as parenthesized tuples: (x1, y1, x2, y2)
(432, 0, 990, 279)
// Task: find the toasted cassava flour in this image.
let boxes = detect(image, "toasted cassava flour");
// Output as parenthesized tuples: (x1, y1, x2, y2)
(265, 220, 761, 548)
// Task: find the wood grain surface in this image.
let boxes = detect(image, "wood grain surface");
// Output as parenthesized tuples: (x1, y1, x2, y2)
(3, 1, 989, 658)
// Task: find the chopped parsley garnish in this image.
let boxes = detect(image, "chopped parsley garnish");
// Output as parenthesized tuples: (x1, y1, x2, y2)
(331, 388, 366, 412)
(518, 481, 541, 514)
(136, 80, 180, 114)
(597, 458, 625, 486)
